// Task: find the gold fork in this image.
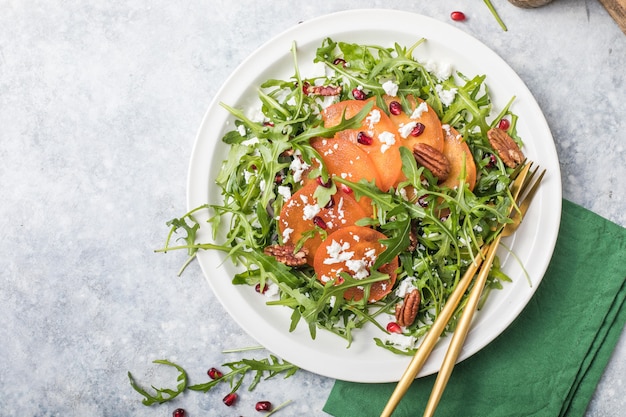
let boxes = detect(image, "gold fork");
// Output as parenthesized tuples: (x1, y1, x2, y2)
(380, 162, 545, 417)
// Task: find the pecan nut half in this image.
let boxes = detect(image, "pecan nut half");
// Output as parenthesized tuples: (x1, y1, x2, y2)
(395, 289, 421, 327)
(487, 128, 525, 168)
(413, 143, 451, 182)
(263, 244, 308, 267)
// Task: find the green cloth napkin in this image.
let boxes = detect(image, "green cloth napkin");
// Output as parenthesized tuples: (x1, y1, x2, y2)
(324, 200, 626, 417)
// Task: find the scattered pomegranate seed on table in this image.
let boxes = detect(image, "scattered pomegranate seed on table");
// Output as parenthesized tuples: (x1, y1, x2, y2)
(172, 408, 186, 417)
(207, 367, 223, 380)
(255, 400, 273, 411)
(450, 11, 466, 21)
(223, 392, 238, 406)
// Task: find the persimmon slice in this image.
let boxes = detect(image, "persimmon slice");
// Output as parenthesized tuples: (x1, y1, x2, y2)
(383, 94, 444, 152)
(313, 225, 398, 302)
(278, 181, 369, 265)
(310, 136, 376, 216)
(439, 125, 477, 191)
(322, 100, 402, 192)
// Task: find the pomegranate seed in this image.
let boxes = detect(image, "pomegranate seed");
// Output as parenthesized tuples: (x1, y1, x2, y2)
(335, 276, 345, 285)
(389, 101, 402, 115)
(324, 196, 335, 209)
(316, 176, 332, 188)
(274, 173, 284, 184)
(223, 392, 238, 406)
(339, 183, 353, 194)
(498, 118, 510, 130)
(352, 88, 366, 100)
(208, 367, 223, 379)
(450, 11, 466, 21)
(263, 121, 275, 127)
(485, 152, 497, 168)
(387, 322, 402, 334)
(255, 283, 268, 294)
(410, 122, 425, 137)
(301, 81, 311, 95)
(357, 131, 373, 145)
(255, 401, 273, 411)
(333, 58, 347, 67)
(313, 215, 327, 230)
(417, 195, 429, 207)
(172, 409, 186, 417)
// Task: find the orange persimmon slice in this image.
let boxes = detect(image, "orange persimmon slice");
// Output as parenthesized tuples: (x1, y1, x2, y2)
(322, 100, 402, 192)
(439, 125, 477, 191)
(313, 225, 398, 303)
(278, 181, 369, 265)
(310, 136, 376, 216)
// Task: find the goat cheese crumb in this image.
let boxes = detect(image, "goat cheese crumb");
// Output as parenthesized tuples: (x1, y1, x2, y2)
(383, 333, 417, 350)
(345, 259, 370, 280)
(277, 185, 291, 201)
(410, 101, 429, 119)
(366, 110, 381, 130)
(435, 84, 457, 107)
(382, 80, 399, 96)
(395, 278, 418, 298)
(398, 122, 417, 139)
(324, 240, 354, 264)
(237, 124, 247, 136)
(379, 131, 396, 153)
(282, 227, 294, 243)
(289, 155, 310, 182)
(241, 137, 260, 146)
(302, 203, 321, 220)
(263, 282, 280, 298)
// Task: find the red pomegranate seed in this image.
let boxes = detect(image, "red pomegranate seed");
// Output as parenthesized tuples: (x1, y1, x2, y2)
(389, 101, 402, 115)
(333, 58, 347, 67)
(417, 195, 429, 207)
(263, 121, 275, 127)
(498, 118, 510, 130)
(387, 322, 402, 334)
(410, 122, 425, 137)
(255, 283, 268, 294)
(485, 152, 497, 168)
(317, 176, 332, 188)
(339, 183, 353, 194)
(324, 196, 335, 209)
(450, 11, 466, 21)
(301, 81, 311, 95)
(207, 367, 223, 380)
(313, 216, 327, 230)
(352, 87, 366, 100)
(357, 131, 373, 145)
(223, 392, 238, 406)
(172, 409, 186, 417)
(255, 401, 273, 412)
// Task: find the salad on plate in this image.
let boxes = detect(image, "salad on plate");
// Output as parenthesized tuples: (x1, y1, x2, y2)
(164, 37, 529, 356)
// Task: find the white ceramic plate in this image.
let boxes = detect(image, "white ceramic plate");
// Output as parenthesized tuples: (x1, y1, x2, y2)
(187, 9, 562, 383)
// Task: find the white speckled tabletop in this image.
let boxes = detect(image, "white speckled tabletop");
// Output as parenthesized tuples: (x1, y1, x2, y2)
(1, 1, 624, 416)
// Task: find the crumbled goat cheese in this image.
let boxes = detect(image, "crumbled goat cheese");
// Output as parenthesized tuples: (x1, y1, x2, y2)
(263, 282, 280, 298)
(398, 122, 417, 139)
(282, 227, 294, 243)
(302, 203, 321, 220)
(345, 259, 370, 280)
(410, 101, 429, 119)
(382, 80, 399, 96)
(237, 124, 247, 136)
(277, 185, 291, 201)
(395, 278, 418, 298)
(366, 110, 381, 130)
(423, 60, 453, 80)
(435, 84, 457, 107)
(379, 131, 396, 153)
(323, 240, 354, 264)
(289, 156, 310, 182)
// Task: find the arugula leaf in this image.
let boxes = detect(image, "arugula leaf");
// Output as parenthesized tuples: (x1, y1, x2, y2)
(128, 360, 188, 406)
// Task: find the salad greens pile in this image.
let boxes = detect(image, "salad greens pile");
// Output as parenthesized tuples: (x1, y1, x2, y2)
(161, 37, 524, 354)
